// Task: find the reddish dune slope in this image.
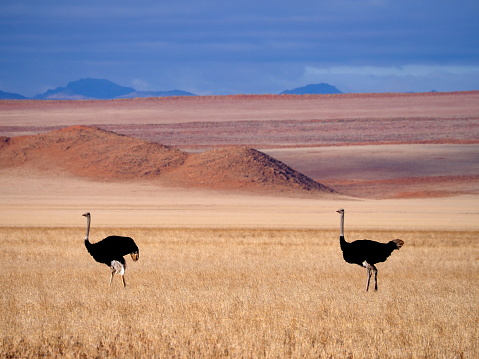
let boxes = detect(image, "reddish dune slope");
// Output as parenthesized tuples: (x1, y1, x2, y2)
(0, 126, 333, 194)
(0, 126, 187, 179)
(166, 147, 333, 192)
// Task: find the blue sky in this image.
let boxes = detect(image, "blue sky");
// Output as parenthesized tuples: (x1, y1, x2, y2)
(1, 0, 478, 96)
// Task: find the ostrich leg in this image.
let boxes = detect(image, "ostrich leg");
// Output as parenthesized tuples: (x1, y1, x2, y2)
(363, 261, 375, 291)
(372, 264, 378, 291)
(366, 267, 371, 291)
(110, 271, 115, 286)
(363, 262, 379, 291)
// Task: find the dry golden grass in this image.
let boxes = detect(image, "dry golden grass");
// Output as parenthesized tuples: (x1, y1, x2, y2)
(1, 227, 478, 358)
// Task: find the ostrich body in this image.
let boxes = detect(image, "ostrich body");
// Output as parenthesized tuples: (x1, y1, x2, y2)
(336, 209, 403, 291)
(83, 212, 139, 287)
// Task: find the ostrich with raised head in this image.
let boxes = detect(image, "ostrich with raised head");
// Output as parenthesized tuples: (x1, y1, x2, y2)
(82, 212, 139, 287)
(336, 209, 403, 291)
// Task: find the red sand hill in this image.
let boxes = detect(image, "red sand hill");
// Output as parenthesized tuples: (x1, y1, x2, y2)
(0, 126, 334, 194)
(0, 126, 187, 179)
(167, 147, 333, 192)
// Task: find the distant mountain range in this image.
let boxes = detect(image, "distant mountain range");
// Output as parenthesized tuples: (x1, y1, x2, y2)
(0, 78, 197, 100)
(32, 79, 136, 100)
(279, 83, 342, 95)
(0, 90, 27, 100)
(0, 78, 343, 100)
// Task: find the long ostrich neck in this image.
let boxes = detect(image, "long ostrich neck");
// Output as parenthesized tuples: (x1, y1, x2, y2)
(85, 216, 91, 241)
(339, 212, 344, 237)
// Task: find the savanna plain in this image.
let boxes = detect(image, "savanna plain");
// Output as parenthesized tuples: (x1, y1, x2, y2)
(1, 92, 479, 358)
(1, 227, 478, 358)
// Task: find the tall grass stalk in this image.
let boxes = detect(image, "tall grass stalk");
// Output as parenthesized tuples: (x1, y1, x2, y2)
(1, 228, 478, 358)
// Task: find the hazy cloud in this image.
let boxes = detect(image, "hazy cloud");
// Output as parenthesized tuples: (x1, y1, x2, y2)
(1, 0, 478, 95)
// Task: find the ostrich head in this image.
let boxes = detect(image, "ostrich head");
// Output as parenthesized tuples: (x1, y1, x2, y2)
(82, 212, 90, 218)
(336, 209, 344, 214)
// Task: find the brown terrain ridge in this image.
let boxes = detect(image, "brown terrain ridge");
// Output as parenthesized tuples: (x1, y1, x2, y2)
(0, 126, 187, 179)
(165, 146, 333, 193)
(0, 126, 334, 195)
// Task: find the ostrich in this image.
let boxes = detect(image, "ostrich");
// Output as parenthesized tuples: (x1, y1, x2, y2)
(82, 212, 139, 287)
(336, 209, 404, 291)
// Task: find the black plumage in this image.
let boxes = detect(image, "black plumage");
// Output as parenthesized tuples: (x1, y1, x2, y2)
(336, 209, 404, 291)
(340, 237, 402, 267)
(84, 235, 138, 265)
(82, 212, 139, 287)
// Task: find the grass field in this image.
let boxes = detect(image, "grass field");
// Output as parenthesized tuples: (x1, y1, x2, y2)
(1, 227, 478, 358)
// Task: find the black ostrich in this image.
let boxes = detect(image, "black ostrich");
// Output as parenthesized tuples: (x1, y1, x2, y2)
(82, 212, 139, 287)
(336, 209, 404, 291)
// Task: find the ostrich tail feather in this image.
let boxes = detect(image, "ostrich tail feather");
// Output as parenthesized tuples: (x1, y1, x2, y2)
(392, 239, 404, 249)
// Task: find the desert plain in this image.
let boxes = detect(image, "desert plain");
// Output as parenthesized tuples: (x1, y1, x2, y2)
(1, 92, 478, 358)
(1, 91, 478, 229)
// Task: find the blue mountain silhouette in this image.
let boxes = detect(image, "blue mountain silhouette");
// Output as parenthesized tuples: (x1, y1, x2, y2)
(280, 83, 342, 95)
(0, 90, 27, 99)
(33, 78, 136, 100)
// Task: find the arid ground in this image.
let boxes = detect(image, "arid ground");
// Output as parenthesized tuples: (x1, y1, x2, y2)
(1, 227, 478, 358)
(1, 91, 478, 229)
(0, 92, 478, 357)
